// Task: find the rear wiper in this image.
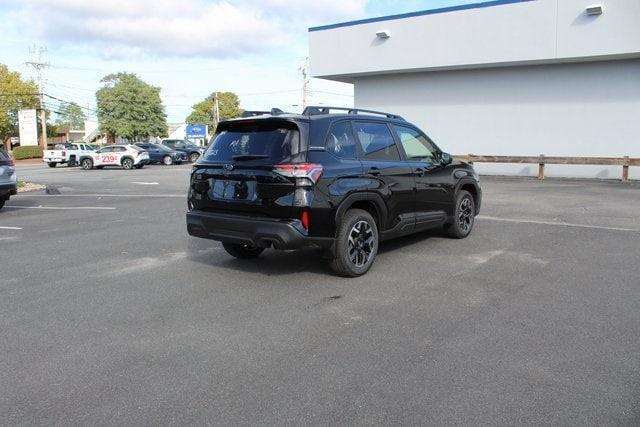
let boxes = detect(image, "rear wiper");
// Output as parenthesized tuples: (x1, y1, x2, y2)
(232, 154, 269, 161)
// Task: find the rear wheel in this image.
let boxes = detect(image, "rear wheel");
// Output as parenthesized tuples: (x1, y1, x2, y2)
(222, 242, 265, 259)
(329, 208, 379, 277)
(48, 162, 57, 168)
(162, 155, 173, 165)
(444, 190, 475, 239)
(0, 199, 5, 210)
(68, 158, 77, 167)
(189, 152, 200, 163)
(80, 158, 93, 170)
(121, 158, 134, 170)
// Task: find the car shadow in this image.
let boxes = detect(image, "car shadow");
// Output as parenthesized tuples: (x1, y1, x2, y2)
(187, 227, 445, 278)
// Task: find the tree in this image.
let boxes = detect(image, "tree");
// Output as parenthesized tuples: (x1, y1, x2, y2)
(96, 72, 167, 141)
(186, 91, 242, 133)
(55, 102, 85, 130)
(0, 64, 39, 150)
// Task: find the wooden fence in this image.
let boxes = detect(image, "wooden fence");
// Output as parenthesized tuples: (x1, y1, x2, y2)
(453, 155, 639, 182)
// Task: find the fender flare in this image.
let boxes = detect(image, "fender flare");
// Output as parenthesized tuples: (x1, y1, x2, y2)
(334, 192, 389, 234)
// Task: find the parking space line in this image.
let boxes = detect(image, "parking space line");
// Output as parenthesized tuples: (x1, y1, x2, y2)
(478, 215, 640, 232)
(0, 226, 22, 230)
(131, 182, 159, 185)
(5, 205, 116, 211)
(21, 194, 184, 198)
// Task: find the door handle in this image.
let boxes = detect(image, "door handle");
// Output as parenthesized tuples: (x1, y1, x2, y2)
(367, 167, 381, 176)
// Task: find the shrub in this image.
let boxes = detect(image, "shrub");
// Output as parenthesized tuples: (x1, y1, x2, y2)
(12, 146, 43, 160)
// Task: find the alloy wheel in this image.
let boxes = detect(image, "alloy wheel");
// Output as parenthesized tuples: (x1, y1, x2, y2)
(348, 220, 375, 267)
(458, 197, 474, 233)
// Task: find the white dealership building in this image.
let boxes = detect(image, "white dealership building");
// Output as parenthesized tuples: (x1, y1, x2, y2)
(309, 0, 640, 179)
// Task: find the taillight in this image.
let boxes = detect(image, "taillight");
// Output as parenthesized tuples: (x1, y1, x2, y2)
(300, 210, 310, 231)
(8, 158, 15, 166)
(61, 151, 66, 157)
(273, 163, 323, 185)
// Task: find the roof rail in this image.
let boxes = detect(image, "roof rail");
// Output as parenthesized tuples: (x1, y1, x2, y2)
(302, 106, 404, 120)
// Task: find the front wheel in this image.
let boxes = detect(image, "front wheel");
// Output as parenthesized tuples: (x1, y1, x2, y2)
(48, 162, 57, 168)
(329, 208, 379, 277)
(80, 158, 93, 170)
(444, 190, 475, 239)
(189, 152, 200, 163)
(162, 155, 173, 166)
(222, 242, 265, 259)
(121, 158, 134, 170)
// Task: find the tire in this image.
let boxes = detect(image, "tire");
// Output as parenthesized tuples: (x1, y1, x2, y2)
(68, 158, 77, 167)
(162, 155, 173, 166)
(121, 158, 134, 170)
(329, 208, 379, 277)
(189, 152, 200, 163)
(134, 164, 144, 169)
(444, 190, 475, 239)
(222, 242, 265, 259)
(0, 199, 4, 210)
(48, 162, 57, 168)
(80, 158, 93, 170)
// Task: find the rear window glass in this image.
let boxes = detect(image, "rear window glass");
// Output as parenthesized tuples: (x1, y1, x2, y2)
(202, 122, 301, 164)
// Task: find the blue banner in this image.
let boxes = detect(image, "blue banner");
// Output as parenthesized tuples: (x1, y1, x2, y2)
(186, 124, 207, 138)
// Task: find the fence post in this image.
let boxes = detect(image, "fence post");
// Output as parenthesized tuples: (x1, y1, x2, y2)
(538, 154, 545, 180)
(622, 156, 629, 182)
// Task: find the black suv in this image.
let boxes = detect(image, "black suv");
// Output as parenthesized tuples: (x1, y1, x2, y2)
(186, 107, 481, 276)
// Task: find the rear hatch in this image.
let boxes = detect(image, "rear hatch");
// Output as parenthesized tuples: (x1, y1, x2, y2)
(190, 118, 307, 219)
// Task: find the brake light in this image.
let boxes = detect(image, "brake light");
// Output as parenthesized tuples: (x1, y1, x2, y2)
(301, 210, 310, 231)
(273, 163, 323, 184)
(61, 151, 66, 157)
(8, 158, 15, 166)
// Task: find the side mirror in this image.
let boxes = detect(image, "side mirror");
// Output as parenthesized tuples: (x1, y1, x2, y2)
(440, 152, 453, 165)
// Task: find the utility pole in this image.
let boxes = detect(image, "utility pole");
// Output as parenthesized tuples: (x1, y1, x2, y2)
(211, 92, 220, 132)
(25, 45, 49, 150)
(299, 57, 310, 110)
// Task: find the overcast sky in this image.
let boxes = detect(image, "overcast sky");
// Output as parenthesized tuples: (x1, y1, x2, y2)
(0, 0, 477, 123)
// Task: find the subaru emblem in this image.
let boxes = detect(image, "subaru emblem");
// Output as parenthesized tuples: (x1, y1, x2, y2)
(224, 164, 234, 171)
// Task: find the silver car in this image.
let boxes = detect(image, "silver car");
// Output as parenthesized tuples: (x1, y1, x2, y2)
(0, 149, 17, 210)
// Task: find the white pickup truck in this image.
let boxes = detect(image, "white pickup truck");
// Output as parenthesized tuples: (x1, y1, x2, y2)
(43, 143, 97, 168)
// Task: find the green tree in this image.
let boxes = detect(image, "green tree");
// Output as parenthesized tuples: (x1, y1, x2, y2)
(96, 72, 167, 142)
(0, 64, 39, 149)
(55, 101, 85, 130)
(186, 92, 242, 133)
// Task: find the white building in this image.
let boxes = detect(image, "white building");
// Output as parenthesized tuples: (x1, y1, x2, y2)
(309, 0, 640, 179)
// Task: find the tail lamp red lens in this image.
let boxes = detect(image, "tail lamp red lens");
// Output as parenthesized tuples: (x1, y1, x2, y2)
(273, 163, 323, 184)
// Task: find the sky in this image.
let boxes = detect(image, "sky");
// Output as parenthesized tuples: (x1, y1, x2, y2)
(0, 0, 478, 124)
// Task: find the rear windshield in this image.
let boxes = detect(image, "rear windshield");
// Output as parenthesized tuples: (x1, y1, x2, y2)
(202, 121, 301, 164)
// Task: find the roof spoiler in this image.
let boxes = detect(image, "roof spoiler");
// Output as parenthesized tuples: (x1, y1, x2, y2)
(302, 106, 404, 120)
(240, 108, 287, 118)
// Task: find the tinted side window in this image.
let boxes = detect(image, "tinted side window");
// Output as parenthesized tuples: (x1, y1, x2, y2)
(98, 146, 113, 153)
(113, 146, 126, 152)
(393, 125, 439, 161)
(353, 122, 400, 161)
(326, 121, 356, 159)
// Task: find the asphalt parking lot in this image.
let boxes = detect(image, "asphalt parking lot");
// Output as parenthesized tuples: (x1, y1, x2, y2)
(1, 164, 639, 425)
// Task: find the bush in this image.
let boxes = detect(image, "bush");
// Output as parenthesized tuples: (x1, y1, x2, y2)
(12, 146, 43, 160)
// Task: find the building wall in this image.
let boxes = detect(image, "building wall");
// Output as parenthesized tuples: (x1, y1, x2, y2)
(354, 59, 640, 179)
(310, 0, 640, 81)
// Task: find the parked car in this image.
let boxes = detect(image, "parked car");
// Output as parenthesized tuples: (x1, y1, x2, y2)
(134, 143, 187, 165)
(186, 106, 482, 277)
(161, 139, 204, 163)
(79, 145, 150, 170)
(0, 149, 17, 210)
(43, 142, 96, 167)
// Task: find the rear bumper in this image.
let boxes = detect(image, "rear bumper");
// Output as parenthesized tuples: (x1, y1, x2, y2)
(0, 182, 17, 198)
(186, 210, 333, 250)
